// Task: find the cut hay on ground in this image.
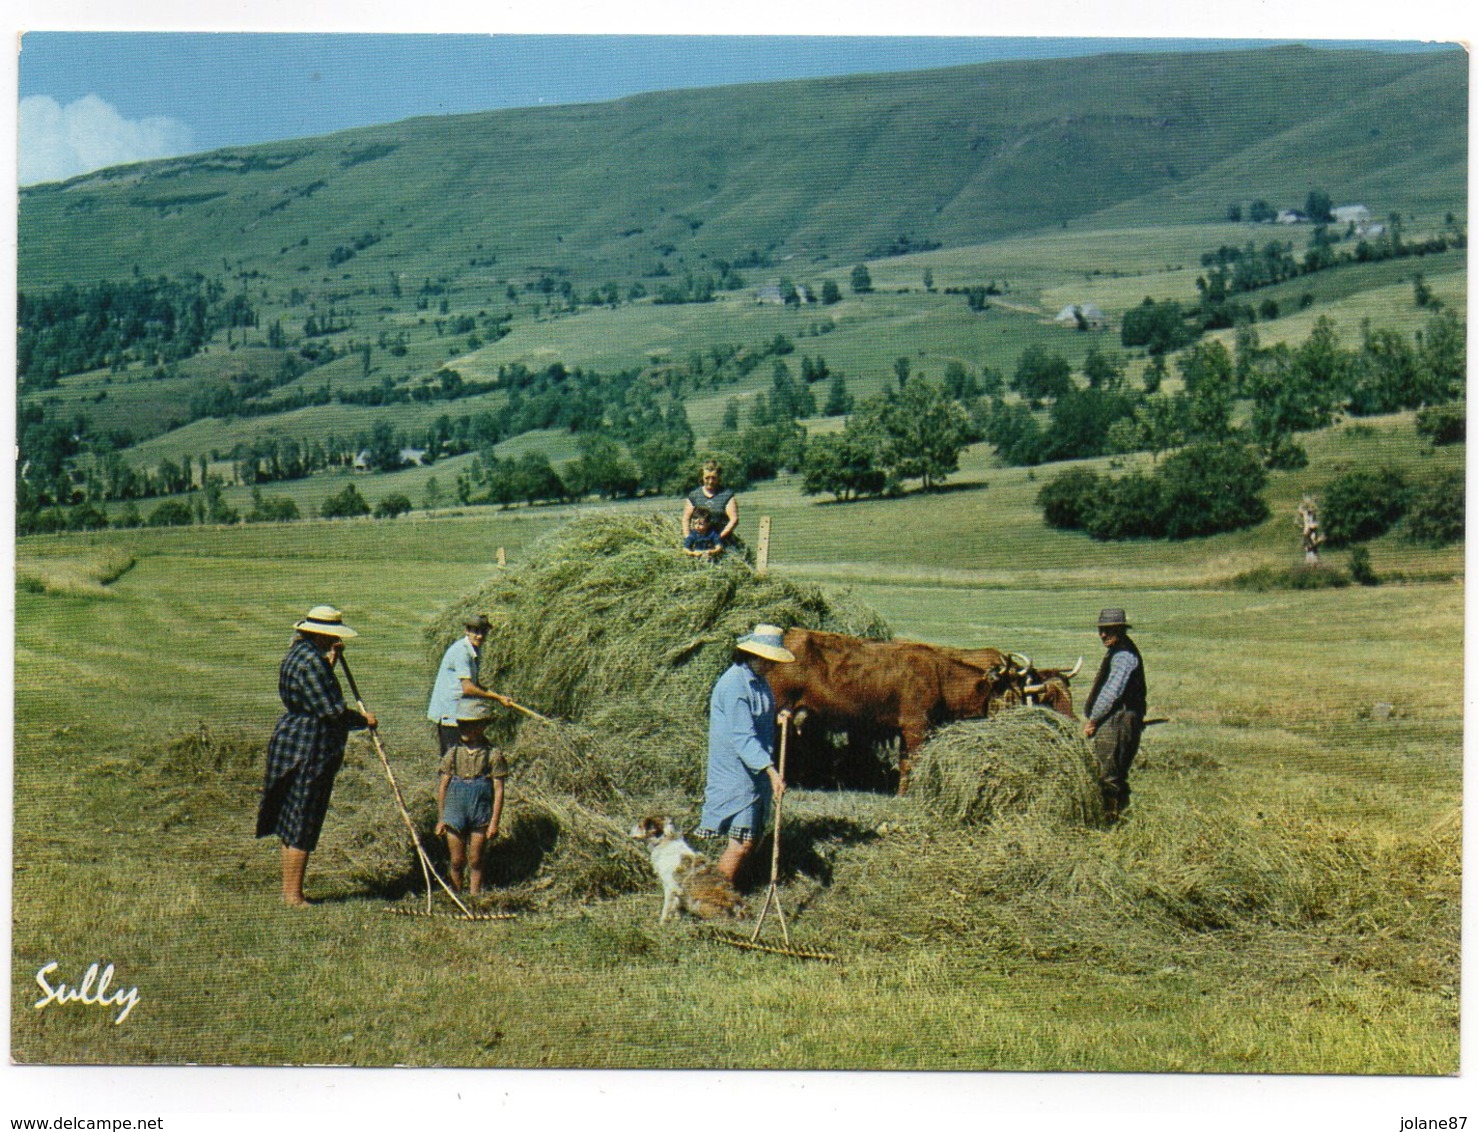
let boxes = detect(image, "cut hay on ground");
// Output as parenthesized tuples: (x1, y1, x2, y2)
(426, 511, 891, 797)
(907, 708, 1105, 829)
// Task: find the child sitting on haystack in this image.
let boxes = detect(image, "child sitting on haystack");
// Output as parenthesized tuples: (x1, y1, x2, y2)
(434, 697, 507, 895)
(683, 506, 724, 560)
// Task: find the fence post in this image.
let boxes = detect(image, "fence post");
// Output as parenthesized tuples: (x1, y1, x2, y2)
(756, 515, 772, 575)
(497, 547, 507, 568)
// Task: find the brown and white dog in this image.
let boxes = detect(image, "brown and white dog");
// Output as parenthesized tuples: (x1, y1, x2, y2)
(628, 816, 745, 922)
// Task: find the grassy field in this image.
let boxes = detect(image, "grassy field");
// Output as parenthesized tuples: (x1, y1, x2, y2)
(11, 405, 1462, 1072)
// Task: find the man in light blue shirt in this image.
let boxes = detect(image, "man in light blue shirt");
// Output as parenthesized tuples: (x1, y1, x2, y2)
(696, 624, 795, 884)
(427, 614, 511, 753)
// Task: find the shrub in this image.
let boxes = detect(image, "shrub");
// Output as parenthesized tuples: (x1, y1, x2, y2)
(1155, 441, 1269, 539)
(320, 483, 371, 519)
(1402, 470, 1464, 547)
(147, 500, 195, 527)
(1415, 404, 1465, 447)
(1321, 467, 1408, 546)
(1084, 471, 1164, 540)
(374, 493, 413, 519)
(1037, 468, 1100, 530)
(247, 495, 301, 523)
(1348, 546, 1380, 586)
(1037, 442, 1269, 542)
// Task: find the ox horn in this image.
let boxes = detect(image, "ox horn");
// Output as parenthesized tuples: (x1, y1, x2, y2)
(1064, 657, 1082, 679)
(1010, 652, 1033, 671)
(1022, 682, 1047, 695)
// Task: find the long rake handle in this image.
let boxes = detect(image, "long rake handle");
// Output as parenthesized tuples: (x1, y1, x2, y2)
(340, 654, 471, 917)
(750, 716, 790, 946)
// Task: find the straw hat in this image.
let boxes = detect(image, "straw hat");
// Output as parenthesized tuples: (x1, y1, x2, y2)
(736, 623, 795, 663)
(1096, 608, 1132, 630)
(294, 604, 359, 638)
(456, 697, 493, 723)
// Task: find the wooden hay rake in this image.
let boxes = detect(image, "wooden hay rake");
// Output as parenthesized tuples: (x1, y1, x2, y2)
(708, 718, 839, 963)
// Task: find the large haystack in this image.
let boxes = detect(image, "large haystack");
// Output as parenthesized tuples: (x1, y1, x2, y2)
(907, 708, 1105, 828)
(426, 511, 891, 796)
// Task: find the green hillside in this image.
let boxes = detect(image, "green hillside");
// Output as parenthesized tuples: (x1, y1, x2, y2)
(20, 46, 1465, 293)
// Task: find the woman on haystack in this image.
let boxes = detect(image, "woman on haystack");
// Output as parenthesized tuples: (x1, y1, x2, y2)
(682, 460, 739, 549)
(257, 604, 375, 907)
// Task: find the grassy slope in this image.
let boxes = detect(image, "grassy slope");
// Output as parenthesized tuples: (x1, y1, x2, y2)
(11, 429, 1462, 1069)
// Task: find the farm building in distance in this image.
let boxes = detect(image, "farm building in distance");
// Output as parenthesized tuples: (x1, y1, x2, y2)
(1054, 302, 1105, 329)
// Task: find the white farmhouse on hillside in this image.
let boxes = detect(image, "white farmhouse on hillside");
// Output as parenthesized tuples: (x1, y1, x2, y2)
(1055, 302, 1105, 328)
(1332, 204, 1372, 224)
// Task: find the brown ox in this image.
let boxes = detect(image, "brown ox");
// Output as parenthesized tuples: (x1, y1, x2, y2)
(766, 629, 1023, 793)
(941, 648, 1082, 719)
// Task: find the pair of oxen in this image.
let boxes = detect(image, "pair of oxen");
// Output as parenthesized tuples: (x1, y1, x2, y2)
(764, 628, 1081, 793)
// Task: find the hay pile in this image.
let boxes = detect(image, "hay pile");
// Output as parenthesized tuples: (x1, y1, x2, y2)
(426, 511, 890, 797)
(907, 708, 1105, 829)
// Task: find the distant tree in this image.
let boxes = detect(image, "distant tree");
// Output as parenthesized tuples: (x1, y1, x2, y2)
(821, 279, 842, 305)
(923, 268, 935, 292)
(374, 493, 412, 519)
(1177, 340, 1237, 440)
(1226, 202, 1243, 222)
(1403, 469, 1464, 547)
(147, 500, 195, 527)
(246, 488, 301, 523)
(1415, 404, 1465, 447)
(1010, 344, 1073, 406)
(1305, 188, 1334, 224)
(800, 429, 887, 501)
(880, 384, 975, 490)
(823, 372, 853, 417)
(850, 264, 873, 294)
(893, 357, 912, 389)
(1248, 199, 1276, 223)
(1417, 309, 1466, 404)
(422, 476, 444, 511)
(1121, 297, 1195, 355)
(567, 435, 640, 500)
(320, 483, 371, 519)
(721, 399, 742, 432)
(1082, 346, 1125, 390)
(1322, 467, 1408, 547)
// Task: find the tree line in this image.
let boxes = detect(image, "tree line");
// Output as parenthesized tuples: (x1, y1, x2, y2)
(19, 275, 258, 389)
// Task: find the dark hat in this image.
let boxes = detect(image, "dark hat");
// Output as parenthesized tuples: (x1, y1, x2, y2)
(1096, 608, 1131, 630)
(455, 697, 493, 723)
(465, 614, 492, 633)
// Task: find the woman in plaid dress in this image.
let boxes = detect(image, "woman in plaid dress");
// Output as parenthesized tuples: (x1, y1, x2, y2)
(256, 605, 376, 906)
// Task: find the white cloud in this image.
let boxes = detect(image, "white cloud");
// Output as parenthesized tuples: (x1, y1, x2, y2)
(19, 94, 194, 186)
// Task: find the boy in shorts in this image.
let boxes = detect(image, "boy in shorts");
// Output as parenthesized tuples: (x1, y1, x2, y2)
(434, 698, 507, 894)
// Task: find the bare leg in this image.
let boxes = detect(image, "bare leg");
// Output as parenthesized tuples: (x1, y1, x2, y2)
(445, 831, 467, 892)
(281, 845, 312, 907)
(717, 838, 752, 885)
(467, 832, 487, 894)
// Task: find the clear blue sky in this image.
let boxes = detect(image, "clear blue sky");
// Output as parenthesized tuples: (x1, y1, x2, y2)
(16, 33, 1458, 186)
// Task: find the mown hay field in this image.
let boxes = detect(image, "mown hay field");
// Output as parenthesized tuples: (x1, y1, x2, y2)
(10, 445, 1463, 1074)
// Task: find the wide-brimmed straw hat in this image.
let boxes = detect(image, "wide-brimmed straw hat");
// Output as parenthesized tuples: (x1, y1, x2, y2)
(736, 623, 795, 663)
(455, 697, 493, 723)
(294, 604, 359, 638)
(1096, 608, 1132, 630)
